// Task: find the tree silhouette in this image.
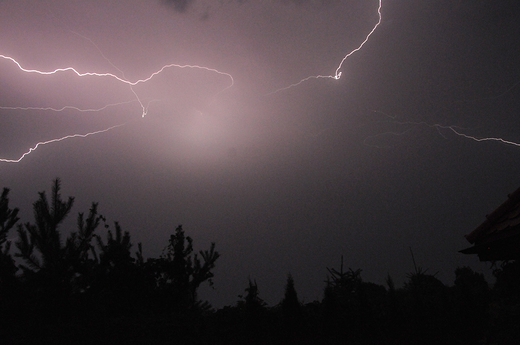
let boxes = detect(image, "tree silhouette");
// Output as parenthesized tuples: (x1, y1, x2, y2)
(323, 256, 363, 320)
(491, 261, 520, 344)
(0, 188, 19, 238)
(91, 221, 150, 314)
(14, 178, 102, 317)
(238, 278, 266, 316)
(281, 274, 301, 316)
(0, 188, 20, 318)
(148, 225, 220, 312)
(15, 178, 74, 273)
(0, 188, 19, 280)
(280, 273, 303, 331)
(452, 266, 490, 343)
(8, 179, 512, 344)
(326, 256, 363, 293)
(94, 221, 132, 267)
(404, 268, 452, 343)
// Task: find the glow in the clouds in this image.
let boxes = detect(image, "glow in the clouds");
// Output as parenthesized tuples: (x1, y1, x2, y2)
(268, 0, 383, 95)
(0, 53, 234, 117)
(2, 0, 519, 163)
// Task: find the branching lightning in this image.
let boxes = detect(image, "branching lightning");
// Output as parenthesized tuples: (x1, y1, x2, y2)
(0, 43, 234, 162)
(266, 0, 520, 150)
(2, 0, 519, 164)
(0, 54, 234, 91)
(268, 0, 382, 95)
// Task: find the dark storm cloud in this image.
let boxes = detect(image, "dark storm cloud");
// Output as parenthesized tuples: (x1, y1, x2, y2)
(2, 0, 520, 310)
(163, 0, 194, 13)
(162, 0, 334, 16)
(278, 0, 335, 6)
(453, 0, 520, 26)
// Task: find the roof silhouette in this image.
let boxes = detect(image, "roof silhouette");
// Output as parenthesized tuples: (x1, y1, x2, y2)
(460, 186, 520, 261)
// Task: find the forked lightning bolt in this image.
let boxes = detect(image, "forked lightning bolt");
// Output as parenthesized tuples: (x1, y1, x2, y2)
(0, 49, 234, 163)
(268, 0, 383, 95)
(0, 54, 233, 118)
(2, 0, 519, 163)
(267, 0, 520, 150)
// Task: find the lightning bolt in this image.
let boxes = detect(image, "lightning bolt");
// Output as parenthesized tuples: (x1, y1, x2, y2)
(363, 117, 520, 148)
(0, 99, 139, 113)
(0, 40, 234, 162)
(1, 53, 233, 119)
(0, 124, 127, 163)
(444, 126, 520, 147)
(2, 0, 518, 163)
(0, 54, 234, 91)
(268, 0, 383, 95)
(68, 30, 149, 118)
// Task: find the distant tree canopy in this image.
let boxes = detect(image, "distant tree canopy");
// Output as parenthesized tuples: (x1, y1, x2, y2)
(1, 179, 519, 344)
(1, 178, 220, 318)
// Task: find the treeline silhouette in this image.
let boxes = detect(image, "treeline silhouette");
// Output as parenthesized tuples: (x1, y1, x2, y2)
(1, 179, 519, 344)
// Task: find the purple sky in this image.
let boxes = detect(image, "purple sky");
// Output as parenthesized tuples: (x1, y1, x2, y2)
(1, 0, 520, 307)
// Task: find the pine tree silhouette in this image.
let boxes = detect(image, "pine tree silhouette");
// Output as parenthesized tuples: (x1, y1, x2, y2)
(14, 179, 102, 318)
(0, 188, 19, 281)
(92, 221, 147, 314)
(281, 274, 301, 317)
(0, 188, 20, 318)
(238, 279, 266, 315)
(147, 225, 220, 313)
(15, 178, 74, 273)
(280, 273, 303, 331)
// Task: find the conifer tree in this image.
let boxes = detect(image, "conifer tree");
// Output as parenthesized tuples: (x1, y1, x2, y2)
(281, 274, 301, 316)
(149, 225, 220, 311)
(15, 178, 74, 273)
(14, 179, 102, 306)
(281, 273, 302, 328)
(0, 188, 20, 297)
(92, 221, 146, 313)
(238, 279, 266, 314)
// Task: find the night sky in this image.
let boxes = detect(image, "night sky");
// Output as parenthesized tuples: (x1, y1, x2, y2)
(1, 0, 520, 307)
